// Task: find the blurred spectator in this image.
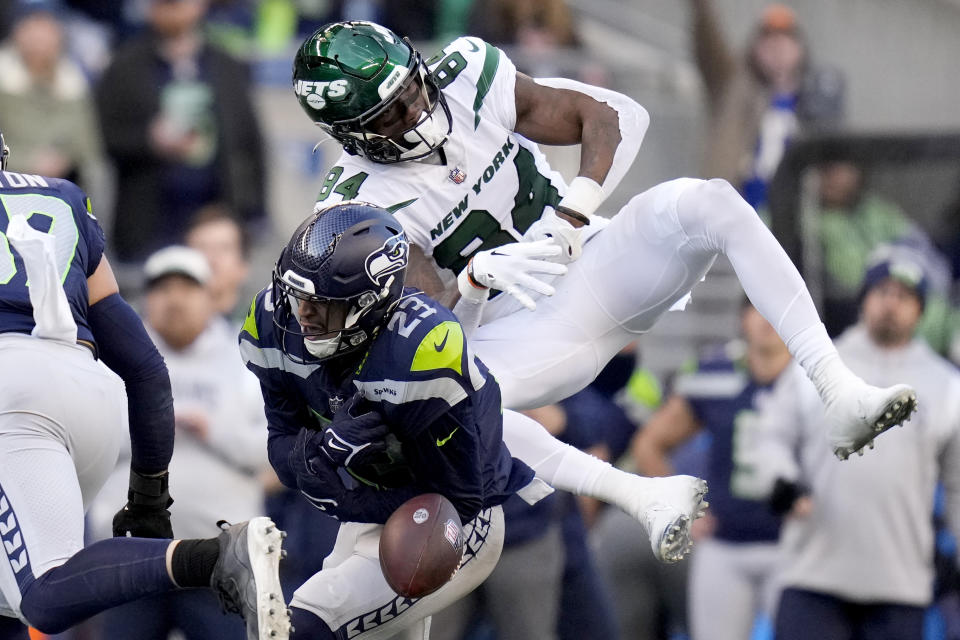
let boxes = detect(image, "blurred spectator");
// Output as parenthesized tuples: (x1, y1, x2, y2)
(0, 0, 107, 197)
(743, 250, 960, 640)
(690, 0, 844, 210)
(591, 506, 688, 640)
(585, 350, 692, 640)
(810, 161, 955, 353)
(87, 245, 271, 639)
(467, 0, 579, 49)
(631, 302, 789, 640)
(95, 0, 265, 262)
(185, 203, 250, 320)
(814, 159, 915, 331)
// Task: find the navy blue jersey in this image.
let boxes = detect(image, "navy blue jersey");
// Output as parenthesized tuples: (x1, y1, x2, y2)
(673, 346, 782, 543)
(0, 171, 105, 345)
(239, 286, 532, 523)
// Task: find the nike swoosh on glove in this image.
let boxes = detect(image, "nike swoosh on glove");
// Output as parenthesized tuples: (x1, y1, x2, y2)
(289, 427, 344, 515)
(320, 393, 390, 468)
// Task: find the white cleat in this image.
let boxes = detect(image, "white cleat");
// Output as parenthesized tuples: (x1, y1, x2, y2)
(631, 476, 709, 564)
(211, 517, 292, 640)
(826, 382, 917, 461)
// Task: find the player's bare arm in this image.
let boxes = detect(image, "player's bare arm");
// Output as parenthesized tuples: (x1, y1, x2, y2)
(631, 395, 702, 478)
(87, 254, 120, 304)
(514, 72, 620, 226)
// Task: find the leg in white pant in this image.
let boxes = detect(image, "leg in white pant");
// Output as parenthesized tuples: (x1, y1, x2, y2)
(688, 538, 779, 640)
(290, 508, 504, 639)
(475, 177, 834, 409)
(478, 178, 915, 500)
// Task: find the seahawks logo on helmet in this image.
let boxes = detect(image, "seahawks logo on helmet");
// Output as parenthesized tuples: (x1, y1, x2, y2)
(365, 232, 408, 286)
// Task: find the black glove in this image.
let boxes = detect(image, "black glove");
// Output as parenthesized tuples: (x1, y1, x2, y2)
(112, 470, 174, 538)
(320, 394, 390, 469)
(289, 427, 345, 516)
(769, 477, 806, 516)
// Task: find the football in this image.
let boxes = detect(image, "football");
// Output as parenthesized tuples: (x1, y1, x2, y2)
(379, 493, 465, 598)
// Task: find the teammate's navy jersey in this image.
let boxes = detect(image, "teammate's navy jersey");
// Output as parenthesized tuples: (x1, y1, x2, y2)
(674, 346, 782, 543)
(0, 171, 105, 345)
(239, 285, 532, 521)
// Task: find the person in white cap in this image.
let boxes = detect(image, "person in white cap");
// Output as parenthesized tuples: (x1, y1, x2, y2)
(89, 244, 275, 638)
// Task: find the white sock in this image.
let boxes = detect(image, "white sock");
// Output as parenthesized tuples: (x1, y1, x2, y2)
(501, 409, 649, 509)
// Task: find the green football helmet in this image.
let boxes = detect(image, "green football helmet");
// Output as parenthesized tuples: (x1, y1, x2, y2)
(292, 21, 452, 164)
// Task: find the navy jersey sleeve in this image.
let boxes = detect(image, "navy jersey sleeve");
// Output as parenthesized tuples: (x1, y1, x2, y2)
(238, 289, 310, 488)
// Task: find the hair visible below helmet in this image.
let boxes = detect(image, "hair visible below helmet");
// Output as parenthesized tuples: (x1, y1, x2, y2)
(292, 21, 451, 163)
(0, 130, 8, 171)
(272, 201, 409, 361)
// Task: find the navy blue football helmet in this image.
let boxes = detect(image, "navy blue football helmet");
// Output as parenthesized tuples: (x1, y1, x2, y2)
(272, 201, 409, 361)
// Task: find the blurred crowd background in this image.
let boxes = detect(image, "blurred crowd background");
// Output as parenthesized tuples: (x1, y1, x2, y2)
(2, 0, 960, 638)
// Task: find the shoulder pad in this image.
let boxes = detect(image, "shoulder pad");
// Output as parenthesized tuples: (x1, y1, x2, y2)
(426, 36, 503, 94)
(239, 286, 272, 346)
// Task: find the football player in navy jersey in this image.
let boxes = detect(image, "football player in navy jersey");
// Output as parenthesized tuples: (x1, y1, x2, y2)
(633, 302, 791, 640)
(0, 131, 288, 640)
(240, 201, 553, 638)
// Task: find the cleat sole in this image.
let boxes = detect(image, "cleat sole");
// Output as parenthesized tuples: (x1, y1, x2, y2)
(833, 391, 917, 460)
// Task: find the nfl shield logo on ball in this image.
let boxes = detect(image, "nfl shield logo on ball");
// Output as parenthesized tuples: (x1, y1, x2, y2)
(444, 519, 461, 548)
(413, 508, 429, 524)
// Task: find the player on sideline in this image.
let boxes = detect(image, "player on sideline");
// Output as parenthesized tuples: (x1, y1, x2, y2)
(240, 201, 554, 637)
(289, 23, 916, 527)
(0, 131, 288, 640)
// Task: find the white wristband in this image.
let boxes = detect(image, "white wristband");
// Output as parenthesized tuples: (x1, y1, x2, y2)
(558, 176, 605, 219)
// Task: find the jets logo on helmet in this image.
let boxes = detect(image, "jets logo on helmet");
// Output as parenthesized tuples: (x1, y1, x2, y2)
(294, 78, 350, 111)
(365, 233, 408, 285)
(292, 21, 452, 163)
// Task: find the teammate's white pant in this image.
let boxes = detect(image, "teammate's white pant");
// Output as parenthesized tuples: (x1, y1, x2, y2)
(0, 334, 127, 620)
(688, 538, 780, 640)
(473, 177, 830, 410)
(290, 506, 504, 639)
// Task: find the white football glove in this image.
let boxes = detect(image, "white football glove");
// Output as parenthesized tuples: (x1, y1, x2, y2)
(458, 239, 567, 311)
(522, 207, 584, 264)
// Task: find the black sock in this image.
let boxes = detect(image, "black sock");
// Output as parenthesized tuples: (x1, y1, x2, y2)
(170, 538, 220, 588)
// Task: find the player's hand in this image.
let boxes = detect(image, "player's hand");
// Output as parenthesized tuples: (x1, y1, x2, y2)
(112, 470, 174, 538)
(522, 207, 585, 264)
(321, 394, 390, 468)
(289, 428, 344, 515)
(463, 239, 568, 311)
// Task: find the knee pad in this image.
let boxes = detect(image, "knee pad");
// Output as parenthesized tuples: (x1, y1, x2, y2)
(677, 178, 758, 244)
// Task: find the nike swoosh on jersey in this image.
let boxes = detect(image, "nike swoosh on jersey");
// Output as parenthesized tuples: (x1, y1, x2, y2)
(434, 329, 450, 352)
(437, 427, 459, 447)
